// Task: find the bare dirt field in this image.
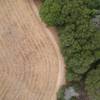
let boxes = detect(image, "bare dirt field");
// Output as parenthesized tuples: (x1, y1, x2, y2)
(0, 0, 65, 100)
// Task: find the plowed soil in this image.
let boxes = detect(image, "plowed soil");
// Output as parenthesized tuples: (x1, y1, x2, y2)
(0, 0, 65, 100)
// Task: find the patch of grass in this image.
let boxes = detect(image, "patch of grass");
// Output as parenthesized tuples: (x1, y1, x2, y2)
(57, 85, 66, 100)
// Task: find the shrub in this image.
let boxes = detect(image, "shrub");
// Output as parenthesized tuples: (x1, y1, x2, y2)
(87, 0, 100, 10)
(70, 96, 77, 100)
(85, 66, 100, 100)
(40, 0, 64, 26)
(57, 86, 66, 100)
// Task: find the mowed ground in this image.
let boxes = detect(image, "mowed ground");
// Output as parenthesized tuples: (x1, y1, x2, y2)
(0, 0, 65, 100)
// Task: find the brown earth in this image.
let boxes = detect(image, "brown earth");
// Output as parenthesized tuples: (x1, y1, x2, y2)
(0, 0, 65, 100)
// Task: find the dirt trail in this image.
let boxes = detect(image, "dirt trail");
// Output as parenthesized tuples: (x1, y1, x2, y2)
(0, 0, 65, 100)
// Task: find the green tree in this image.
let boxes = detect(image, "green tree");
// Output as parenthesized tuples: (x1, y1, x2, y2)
(87, 0, 100, 9)
(85, 66, 100, 100)
(40, 0, 100, 99)
(57, 86, 66, 100)
(40, 0, 64, 26)
(59, 4, 99, 80)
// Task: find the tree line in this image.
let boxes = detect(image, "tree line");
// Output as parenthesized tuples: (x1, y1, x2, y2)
(40, 0, 100, 100)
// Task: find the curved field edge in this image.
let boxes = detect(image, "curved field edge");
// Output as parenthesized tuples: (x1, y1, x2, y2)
(0, 0, 65, 100)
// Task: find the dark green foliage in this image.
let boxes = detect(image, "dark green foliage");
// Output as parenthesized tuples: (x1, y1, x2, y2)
(40, 0, 96, 26)
(40, 0, 100, 99)
(85, 67, 100, 100)
(70, 96, 77, 100)
(40, 0, 100, 80)
(57, 86, 66, 100)
(60, 24, 97, 74)
(58, 1, 100, 81)
(66, 69, 80, 81)
(40, 0, 64, 26)
(87, 0, 100, 9)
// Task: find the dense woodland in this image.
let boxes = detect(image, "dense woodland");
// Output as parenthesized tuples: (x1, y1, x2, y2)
(40, 0, 100, 100)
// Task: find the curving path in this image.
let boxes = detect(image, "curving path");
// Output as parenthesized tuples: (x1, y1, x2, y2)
(0, 0, 65, 100)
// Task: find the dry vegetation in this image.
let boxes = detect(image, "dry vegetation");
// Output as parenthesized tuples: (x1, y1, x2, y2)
(0, 0, 65, 100)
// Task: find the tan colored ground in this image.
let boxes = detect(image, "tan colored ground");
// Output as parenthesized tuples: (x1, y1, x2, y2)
(0, 0, 65, 100)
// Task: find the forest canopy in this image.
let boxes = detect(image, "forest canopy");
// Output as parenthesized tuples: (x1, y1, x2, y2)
(40, 0, 100, 100)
